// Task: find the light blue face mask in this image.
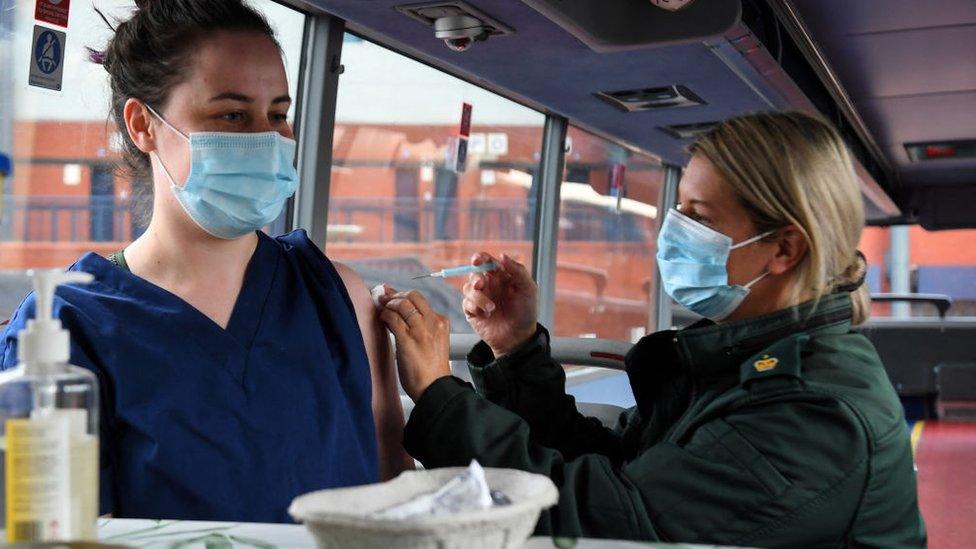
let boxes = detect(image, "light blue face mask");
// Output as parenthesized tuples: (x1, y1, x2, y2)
(147, 105, 299, 239)
(656, 208, 774, 321)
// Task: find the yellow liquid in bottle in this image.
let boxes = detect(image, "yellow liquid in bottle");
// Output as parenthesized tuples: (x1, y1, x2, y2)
(4, 414, 99, 542)
(69, 434, 98, 541)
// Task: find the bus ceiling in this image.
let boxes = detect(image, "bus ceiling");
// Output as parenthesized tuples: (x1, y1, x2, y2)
(298, 0, 974, 229)
(785, 0, 976, 230)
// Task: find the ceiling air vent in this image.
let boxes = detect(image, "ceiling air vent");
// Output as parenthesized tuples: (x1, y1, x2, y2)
(659, 121, 718, 140)
(396, 1, 514, 37)
(905, 140, 976, 162)
(595, 85, 704, 113)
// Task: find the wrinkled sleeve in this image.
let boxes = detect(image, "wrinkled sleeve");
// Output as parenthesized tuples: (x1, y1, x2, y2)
(403, 377, 873, 544)
(403, 376, 656, 539)
(0, 294, 117, 516)
(465, 326, 625, 463)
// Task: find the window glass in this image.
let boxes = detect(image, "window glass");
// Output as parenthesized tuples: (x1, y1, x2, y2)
(861, 226, 976, 319)
(328, 35, 546, 333)
(0, 0, 305, 319)
(553, 126, 664, 341)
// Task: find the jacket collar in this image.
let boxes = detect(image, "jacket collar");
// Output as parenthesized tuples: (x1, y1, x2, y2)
(674, 292, 854, 381)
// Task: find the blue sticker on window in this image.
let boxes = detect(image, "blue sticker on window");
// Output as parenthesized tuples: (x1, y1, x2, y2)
(29, 25, 67, 91)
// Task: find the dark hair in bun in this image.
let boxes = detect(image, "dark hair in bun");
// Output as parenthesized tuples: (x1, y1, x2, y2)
(93, 0, 279, 214)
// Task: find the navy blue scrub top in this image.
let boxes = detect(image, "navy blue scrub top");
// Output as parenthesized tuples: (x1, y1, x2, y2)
(0, 230, 379, 522)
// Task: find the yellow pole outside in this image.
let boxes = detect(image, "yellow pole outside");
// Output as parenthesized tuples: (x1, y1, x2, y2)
(910, 420, 925, 460)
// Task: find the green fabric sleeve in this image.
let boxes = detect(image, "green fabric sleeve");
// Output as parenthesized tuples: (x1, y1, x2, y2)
(403, 376, 657, 540)
(403, 377, 875, 544)
(464, 326, 625, 462)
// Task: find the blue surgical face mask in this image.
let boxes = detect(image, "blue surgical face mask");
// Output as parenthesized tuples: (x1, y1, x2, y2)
(656, 208, 774, 321)
(147, 105, 299, 239)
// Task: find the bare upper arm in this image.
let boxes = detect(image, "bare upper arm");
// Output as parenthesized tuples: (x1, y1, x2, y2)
(333, 261, 412, 477)
(333, 262, 383, 357)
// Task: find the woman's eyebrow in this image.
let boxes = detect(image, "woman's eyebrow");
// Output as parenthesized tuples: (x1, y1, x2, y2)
(208, 93, 291, 105)
(209, 92, 253, 103)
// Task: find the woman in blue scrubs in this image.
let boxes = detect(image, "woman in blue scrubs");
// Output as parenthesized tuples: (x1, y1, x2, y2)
(0, 0, 410, 522)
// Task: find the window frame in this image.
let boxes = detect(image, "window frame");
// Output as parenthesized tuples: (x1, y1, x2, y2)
(283, 12, 680, 334)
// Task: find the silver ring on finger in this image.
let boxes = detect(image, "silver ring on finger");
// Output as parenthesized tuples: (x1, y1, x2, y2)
(403, 308, 421, 321)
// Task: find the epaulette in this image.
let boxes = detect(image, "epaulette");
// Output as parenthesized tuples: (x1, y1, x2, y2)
(739, 333, 810, 386)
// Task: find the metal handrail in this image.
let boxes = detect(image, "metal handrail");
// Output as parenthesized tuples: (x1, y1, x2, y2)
(871, 293, 953, 319)
(450, 333, 630, 370)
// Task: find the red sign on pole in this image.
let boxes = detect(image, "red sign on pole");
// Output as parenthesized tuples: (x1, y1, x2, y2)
(35, 0, 71, 28)
(459, 103, 473, 138)
(610, 164, 626, 191)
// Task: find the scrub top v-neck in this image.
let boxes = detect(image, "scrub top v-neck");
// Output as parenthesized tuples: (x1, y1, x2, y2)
(0, 230, 379, 523)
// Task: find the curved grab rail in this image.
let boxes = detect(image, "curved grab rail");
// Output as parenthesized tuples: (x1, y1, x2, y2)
(450, 333, 631, 370)
(871, 293, 953, 319)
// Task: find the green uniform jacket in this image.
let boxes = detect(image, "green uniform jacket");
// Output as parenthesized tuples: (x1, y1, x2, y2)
(403, 293, 926, 547)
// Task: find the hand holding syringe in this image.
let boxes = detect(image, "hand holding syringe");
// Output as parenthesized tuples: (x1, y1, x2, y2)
(371, 253, 537, 400)
(371, 262, 500, 306)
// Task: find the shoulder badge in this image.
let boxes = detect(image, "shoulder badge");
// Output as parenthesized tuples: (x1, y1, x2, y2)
(753, 355, 779, 372)
(739, 333, 808, 386)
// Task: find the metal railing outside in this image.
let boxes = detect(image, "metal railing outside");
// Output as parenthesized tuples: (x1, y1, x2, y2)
(1, 195, 653, 244)
(327, 197, 651, 244)
(0, 195, 140, 243)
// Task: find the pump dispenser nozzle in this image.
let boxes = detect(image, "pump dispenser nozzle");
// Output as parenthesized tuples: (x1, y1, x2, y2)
(19, 269, 94, 365)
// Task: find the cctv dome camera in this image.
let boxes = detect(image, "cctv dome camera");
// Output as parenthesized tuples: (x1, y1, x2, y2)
(434, 15, 490, 52)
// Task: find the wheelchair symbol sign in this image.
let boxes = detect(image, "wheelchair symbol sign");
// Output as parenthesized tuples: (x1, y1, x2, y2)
(29, 25, 67, 91)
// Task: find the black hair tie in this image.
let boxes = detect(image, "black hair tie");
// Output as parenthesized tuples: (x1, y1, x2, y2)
(835, 250, 867, 293)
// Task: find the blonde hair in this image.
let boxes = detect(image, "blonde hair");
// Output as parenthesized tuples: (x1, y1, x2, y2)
(689, 111, 870, 324)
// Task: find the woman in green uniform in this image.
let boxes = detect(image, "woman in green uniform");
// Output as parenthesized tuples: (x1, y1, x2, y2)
(378, 111, 926, 547)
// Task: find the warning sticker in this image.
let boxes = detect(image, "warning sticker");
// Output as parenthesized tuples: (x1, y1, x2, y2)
(28, 25, 66, 92)
(35, 0, 71, 28)
(459, 103, 472, 138)
(446, 136, 469, 174)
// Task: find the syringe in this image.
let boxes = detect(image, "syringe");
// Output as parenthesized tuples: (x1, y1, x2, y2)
(412, 262, 498, 280)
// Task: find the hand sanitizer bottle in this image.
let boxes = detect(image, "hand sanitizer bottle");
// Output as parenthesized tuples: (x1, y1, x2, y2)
(0, 270, 98, 542)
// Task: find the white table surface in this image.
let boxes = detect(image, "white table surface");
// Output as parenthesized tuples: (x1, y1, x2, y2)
(95, 518, 724, 548)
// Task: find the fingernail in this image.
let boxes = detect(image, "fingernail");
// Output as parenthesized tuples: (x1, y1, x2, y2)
(486, 302, 496, 312)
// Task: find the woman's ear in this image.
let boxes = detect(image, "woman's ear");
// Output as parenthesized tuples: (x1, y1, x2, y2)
(767, 225, 809, 275)
(123, 99, 156, 154)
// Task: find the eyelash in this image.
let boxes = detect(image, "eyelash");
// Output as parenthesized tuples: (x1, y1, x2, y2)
(219, 112, 289, 124)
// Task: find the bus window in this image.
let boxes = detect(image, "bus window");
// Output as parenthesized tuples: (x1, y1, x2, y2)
(862, 226, 976, 318)
(554, 126, 664, 341)
(0, 0, 306, 319)
(326, 34, 546, 332)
